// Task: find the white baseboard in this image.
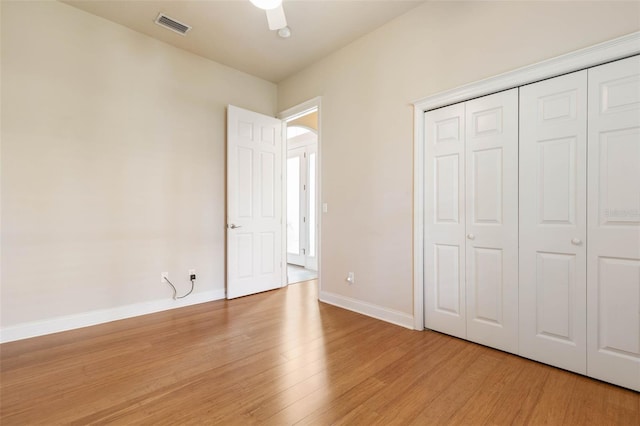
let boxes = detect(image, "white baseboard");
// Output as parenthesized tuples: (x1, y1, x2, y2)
(0, 289, 226, 343)
(319, 290, 414, 330)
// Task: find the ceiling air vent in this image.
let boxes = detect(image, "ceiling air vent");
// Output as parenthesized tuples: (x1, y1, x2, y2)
(155, 13, 192, 36)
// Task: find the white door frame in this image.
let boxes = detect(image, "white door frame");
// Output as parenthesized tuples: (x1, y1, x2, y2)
(279, 97, 322, 289)
(412, 32, 640, 331)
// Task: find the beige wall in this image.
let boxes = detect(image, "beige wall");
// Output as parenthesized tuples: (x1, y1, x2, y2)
(277, 1, 640, 316)
(1, 1, 276, 329)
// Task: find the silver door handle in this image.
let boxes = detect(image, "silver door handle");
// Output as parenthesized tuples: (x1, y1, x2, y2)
(571, 238, 582, 245)
(467, 234, 475, 240)
(228, 224, 242, 229)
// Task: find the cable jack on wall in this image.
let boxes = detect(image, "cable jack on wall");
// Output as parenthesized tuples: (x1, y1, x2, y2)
(163, 274, 195, 300)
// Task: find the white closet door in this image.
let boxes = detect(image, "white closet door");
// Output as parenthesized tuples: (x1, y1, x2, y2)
(519, 71, 588, 374)
(465, 89, 519, 353)
(587, 55, 640, 391)
(424, 103, 466, 339)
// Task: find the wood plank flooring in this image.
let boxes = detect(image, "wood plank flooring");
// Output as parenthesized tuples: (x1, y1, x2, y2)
(1, 280, 638, 425)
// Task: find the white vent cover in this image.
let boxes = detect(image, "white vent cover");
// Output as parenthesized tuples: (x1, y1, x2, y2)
(155, 13, 191, 35)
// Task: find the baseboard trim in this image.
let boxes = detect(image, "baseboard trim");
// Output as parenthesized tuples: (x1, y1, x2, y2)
(0, 289, 226, 343)
(319, 290, 414, 330)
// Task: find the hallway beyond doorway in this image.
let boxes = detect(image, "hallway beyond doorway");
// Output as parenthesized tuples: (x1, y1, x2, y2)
(287, 264, 317, 284)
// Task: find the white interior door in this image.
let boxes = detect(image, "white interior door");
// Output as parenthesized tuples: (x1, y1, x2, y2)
(287, 147, 306, 266)
(519, 71, 588, 374)
(227, 105, 283, 299)
(465, 89, 519, 354)
(587, 55, 640, 391)
(424, 103, 466, 339)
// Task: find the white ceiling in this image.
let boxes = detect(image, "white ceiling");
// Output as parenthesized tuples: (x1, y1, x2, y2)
(62, 0, 425, 83)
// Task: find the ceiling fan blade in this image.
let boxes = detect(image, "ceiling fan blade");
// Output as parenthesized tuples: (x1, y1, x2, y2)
(266, 5, 287, 30)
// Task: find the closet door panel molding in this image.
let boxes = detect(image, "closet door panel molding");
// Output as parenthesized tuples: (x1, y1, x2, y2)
(519, 70, 588, 374)
(424, 103, 467, 338)
(465, 89, 519, 354)
(587, 55, 640, 391)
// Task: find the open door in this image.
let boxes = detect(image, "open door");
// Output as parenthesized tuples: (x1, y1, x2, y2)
(227, 105, 284, 299)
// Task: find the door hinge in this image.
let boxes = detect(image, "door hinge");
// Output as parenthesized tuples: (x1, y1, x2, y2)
(302, 248, 306, 255)
(303, 216, 306, 223)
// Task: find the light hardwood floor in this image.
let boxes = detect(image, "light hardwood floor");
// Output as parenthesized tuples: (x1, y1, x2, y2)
(1, 280, 638, 425)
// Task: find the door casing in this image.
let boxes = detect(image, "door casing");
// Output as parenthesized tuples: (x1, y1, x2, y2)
(279, 97, 322, 288)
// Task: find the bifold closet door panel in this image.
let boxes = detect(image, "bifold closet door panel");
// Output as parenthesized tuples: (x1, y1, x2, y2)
(519, 70, 588, 374)
(424, 103, 467, 338)
(465, 89, 519, 354)
(587, 55, 640, 391)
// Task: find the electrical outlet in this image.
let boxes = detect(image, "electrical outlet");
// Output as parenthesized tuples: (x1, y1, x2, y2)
(346, 272, 355, 285)
(189, 269, 196, 281)
(161, 272, 169, 283)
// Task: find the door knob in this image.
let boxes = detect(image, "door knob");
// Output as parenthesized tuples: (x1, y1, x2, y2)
(467, 234, 475, 240)
(571, 238, 582, 245)
(228, 224, 242, 229)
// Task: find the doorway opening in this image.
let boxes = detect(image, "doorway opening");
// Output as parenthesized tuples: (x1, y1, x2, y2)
(284, 107, 319, 284)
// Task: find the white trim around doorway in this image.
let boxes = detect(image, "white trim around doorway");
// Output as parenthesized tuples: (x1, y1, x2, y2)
(279, 97, 323, 292)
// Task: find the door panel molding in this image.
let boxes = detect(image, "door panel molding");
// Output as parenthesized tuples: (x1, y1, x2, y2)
(519, 70, 588, 374)
(587, 56, 640, 391)
(227, 105, 283, 299)
(465, 89, 519, 354)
